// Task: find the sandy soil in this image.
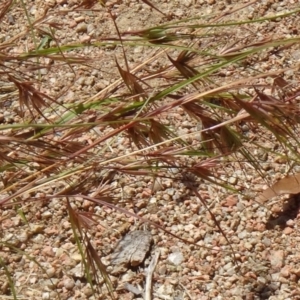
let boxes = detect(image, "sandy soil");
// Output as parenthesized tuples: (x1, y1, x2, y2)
(1, 0, 300, 299)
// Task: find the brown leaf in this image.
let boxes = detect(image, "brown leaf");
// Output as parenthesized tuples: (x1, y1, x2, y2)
(115, 59, 145, 96)
(0, 0, 12, 20)
(167, 54, 202, 89)
(258, 173, 300, 203)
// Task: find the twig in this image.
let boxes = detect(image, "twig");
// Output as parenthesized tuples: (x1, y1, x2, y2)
(145, 249, 160, 300)
(123, 282, 143, 296)
(179, 282, 193, 300)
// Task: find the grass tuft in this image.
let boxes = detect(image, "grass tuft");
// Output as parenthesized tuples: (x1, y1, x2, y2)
(1, 0, 300, 298)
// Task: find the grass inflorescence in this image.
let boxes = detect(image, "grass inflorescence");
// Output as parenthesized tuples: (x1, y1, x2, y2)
(1, 0, 300, 298)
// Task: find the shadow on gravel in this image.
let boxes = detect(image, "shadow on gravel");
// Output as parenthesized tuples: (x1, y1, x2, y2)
(265, 194, 300, 230)
(254, 283, 278, 299)
(243, 281, 279, 300)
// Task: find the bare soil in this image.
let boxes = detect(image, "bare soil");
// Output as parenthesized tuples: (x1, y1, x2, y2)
(1, 1, 300, 299)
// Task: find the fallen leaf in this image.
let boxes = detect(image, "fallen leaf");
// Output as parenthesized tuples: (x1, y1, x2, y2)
(258, 173, 300, 203)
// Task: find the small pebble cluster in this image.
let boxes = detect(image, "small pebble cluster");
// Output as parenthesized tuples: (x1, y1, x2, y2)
(1, 0, 300, 299)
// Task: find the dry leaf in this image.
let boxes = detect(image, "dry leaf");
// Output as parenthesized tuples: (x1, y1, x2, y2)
(258, 173, 300, 203)
(110, 230, 153, 275)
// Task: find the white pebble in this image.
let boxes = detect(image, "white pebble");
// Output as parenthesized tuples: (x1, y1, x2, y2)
(42, 292, 50, 300)
(168, 252, 184, 266)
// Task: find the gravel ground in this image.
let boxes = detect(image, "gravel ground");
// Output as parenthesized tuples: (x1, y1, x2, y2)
(1, 0, 300, 299)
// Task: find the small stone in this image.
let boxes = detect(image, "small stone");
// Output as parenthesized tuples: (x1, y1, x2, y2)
(71, 253, 82, 262)
(166, 188, 175, 196)
(82, 199, 92, 209)
(77, 77, 85, 86)
(120, 270, 135, 282)
(157, 284, 174, 295)
(223, 195, 238, 207)
(135, 199, 147, 209)
(291, 268, 300, 277)
(32, 234, 45, 243)
(168, 252, 184, 266)
(63, 278, 75, 290)
(257, 276, 267, 284)
(271, 204, 282, 214)
(65, 72, 75, 79)
(45, 0, 56, 7)
(94, 81, 106, 91)
(46, 267, 56, 278)
(76, 23, 87, 33)
(274, 155, 287, 164)
(162, 193, 170, 201)
(80, 35, 91, 43)
(3, 233, 21, 247)
(286, 219, 294, 227)
(183, 0, 193, 7)
(269, 250, 284, 270)
(69, 263, 84, 278)
(42, 246, 55, 257)
(30, 276, 38, 284)
(84, 76, 95, 86)
(30, 224, 44, 234)
(74, 16, 85, 23)
(181, 120, 193, 128)
(69, 20, 77, 28)
(174, 9, 184, 17)
(262, 237, 271, 247)
(87, 24, 95, 34)
(283, 227, 293, 235)
(43, 278, 58, 289)
(158, 265, 167, 275)
(18, 231, 29, 243)
(12, 216, 21, 226)
(62, 221, 71, 229)
(280, 266, 291, 278)
(82, 285, 93, 296)
(292, 50, 300, 60)
(42, 292, 50, 300)
(41, 211, 52, 219)
(228, 177, 238, 185)
(111, 231, 153, 274)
